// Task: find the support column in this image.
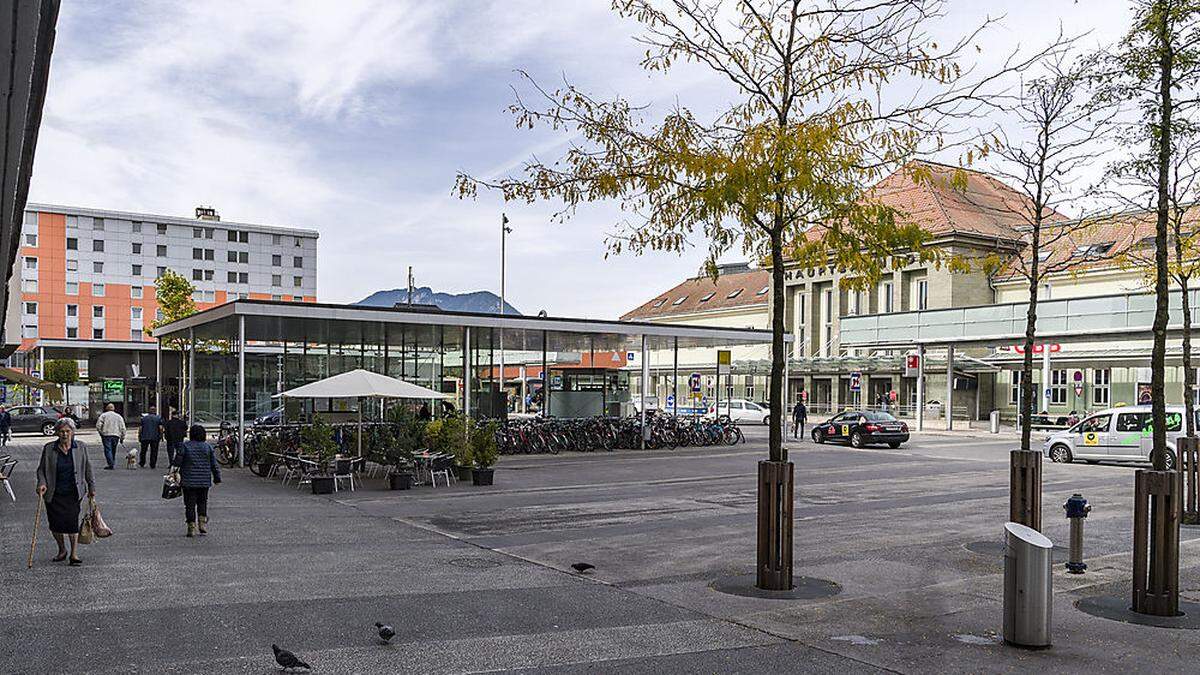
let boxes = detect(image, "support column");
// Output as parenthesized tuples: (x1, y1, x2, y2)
(541, 331, 549, 418)
(672, 337, 679, 417)
(155, 338, 162, 414)
(37, 346, 44, 405)
(187, 328, 195, 426)
(237, 315, 245, 467)
(1042, 346, 1051, 413)
(946, 344, 955, 431)
(641, 334, 649, 449)
(464, 327, 472, 419)
(916, 344, 926, 431)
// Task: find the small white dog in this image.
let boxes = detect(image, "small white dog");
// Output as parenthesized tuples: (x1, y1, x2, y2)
(125, 446, 139, 469)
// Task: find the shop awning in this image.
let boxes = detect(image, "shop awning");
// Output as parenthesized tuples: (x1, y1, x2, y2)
(0, 365, 62, 402)
(279, 368, 447, 400)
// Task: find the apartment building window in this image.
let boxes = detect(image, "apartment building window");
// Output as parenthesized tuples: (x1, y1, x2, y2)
(821, 288, 833, 358)
(131, 329, 143, 341)
(745, 375, 754, 400)
(92, 328, 104, 340)
(293, 256, 303, 268)
(239, 272, 248, 283)
(65, 281, 77, 295)
(24, 232, 37, 247)
(203, 290, 215, 303)
(66, 237, 77, 250)
(132, 264, 142, 276)
(132, 242, 142, 254)
(65, 304, 77, 317)
(193, 247, 203, 260)
(1010, 371, 1024, 405)
(882, 282, 894, 313)
(849, 290, 863, 316)
(66, 259, 78, 272)
(155, 309, 163, 322)
(66, 327, 78, 339)
(131, 286, 143, 299)
(1092, 369, 1111, 406)
(65, 214, 77, 227)
(272, 234, 281, 245)
(915, 279, 928, 310)
(271, 274, 281, 287)
(272, 254, 281, 266)
(227, 230, 236, 241)
(132, 221, 142, 234)
(204, 269, 213, 281)
(23, 256, 37, 271)
(293, 276, 303, 288)
(157, 224, 167, 235)
(205, 228, 214, 239)
(94, 218, 105, 231)
(91, 262, 103, 274)
(93, 306, 104, 319)
(193, 227, 203, 238)
(294, 236, 302, 247)
(157, 266, 166, 277)
(92, 239, 104, 253)
(228, 250, 249, 264)
(93, 283, 105, 297)
(1050, 369, 1068, 405)
(193, 269, 203, 281)
(21, 325, 36, 338)
(131, 307, 143, 321)
(157, 245, 167, 257)
(205, 249, 214, 261)
(271, 294, 282, 301)
(23, 301, 36, 316)
(22, 279, 36, 293)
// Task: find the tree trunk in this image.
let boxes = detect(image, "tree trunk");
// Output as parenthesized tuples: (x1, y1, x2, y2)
(1020, 286, 1038, 452)
(769, 228, 786, 463)
(1150, 8, 1174, 470)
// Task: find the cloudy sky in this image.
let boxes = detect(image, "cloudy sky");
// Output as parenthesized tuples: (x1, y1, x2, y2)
(30, 1, 1133, 318)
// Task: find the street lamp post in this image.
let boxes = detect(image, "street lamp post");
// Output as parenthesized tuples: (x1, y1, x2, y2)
(499, 214, 512, 414)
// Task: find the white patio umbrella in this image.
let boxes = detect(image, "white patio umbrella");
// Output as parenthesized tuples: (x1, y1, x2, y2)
(280, 369, 448, 455)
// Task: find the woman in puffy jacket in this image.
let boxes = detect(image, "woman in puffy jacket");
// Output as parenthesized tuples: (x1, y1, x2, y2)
(170, 424, 221, 537)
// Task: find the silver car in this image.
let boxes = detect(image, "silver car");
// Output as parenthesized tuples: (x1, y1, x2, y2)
(1042, 405, 1197, 470)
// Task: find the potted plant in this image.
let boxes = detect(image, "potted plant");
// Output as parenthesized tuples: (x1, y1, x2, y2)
(440, 414, 474, 481)
(471, 419, 499, 486)
(383, 406, 422, 490)
(302, 415, 338, 494)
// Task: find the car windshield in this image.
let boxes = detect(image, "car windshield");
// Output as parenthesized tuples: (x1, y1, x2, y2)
(864, 412, 897, 422)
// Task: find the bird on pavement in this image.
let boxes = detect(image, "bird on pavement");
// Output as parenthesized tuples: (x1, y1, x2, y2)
(375, 622, 396, 643)
(571, 562, 595, 573)
(272, 644, 311, 671)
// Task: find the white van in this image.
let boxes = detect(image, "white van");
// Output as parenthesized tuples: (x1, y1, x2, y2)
(707, 399, 770, 425)
(1042, 405, 1199, 469)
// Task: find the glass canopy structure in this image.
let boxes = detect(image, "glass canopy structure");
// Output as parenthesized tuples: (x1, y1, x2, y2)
(151, 299, 781, 460)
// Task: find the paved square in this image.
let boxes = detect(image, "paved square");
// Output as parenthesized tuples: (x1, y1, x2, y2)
(2, 428, 1198, 673)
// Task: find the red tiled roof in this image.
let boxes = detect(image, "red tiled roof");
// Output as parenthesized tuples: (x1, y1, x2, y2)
(621, 268, 769, 321)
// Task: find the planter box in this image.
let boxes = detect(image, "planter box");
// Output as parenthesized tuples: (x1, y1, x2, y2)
(311, 476, 335, 495)
(472, 468, 495, 486)
(388, 473, 413, 491)
(455, 465, 474, 482)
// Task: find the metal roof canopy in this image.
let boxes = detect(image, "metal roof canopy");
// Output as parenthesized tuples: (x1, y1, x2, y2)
(839, 288, 1200, 349)
(151, 299, 783, 352)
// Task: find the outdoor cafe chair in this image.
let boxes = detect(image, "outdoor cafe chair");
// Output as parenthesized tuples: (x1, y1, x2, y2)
(429, 455, 453, 488)
(0, 458, 16, 502)
(332, 458, 356, 492)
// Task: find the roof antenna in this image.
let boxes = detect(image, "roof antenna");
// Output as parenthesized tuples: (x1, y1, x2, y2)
(407, 266, 414, 305)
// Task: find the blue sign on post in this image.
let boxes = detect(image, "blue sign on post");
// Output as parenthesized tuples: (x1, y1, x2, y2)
(849, 371, 862, 392)
(666, 394, 675, 408)
(0, 386, 6, 403)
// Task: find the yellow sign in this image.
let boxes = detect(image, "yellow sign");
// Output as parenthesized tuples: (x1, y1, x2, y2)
(1083, 432, 1099, 446)
(717, 349, 732, 375)
(841, 424, 850, 437)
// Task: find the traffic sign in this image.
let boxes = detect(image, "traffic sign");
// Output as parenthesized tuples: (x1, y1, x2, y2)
(849, 371, 862, 392)
(717, 350, 732, 375)
(904, 353, 920, 377)
(689, 372, 702, 392)
(666, 394, 675, 408)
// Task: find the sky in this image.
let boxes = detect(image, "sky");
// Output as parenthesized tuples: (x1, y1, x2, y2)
(30, 0, 1135, 319)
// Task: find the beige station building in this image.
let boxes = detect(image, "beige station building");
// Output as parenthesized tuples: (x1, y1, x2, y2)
(622, 161, 1199, 425)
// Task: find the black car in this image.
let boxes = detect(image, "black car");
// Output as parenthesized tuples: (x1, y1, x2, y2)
(253, 409, 282, 427)
(811, 410, 909, 448)
(8, 405, 64, 436)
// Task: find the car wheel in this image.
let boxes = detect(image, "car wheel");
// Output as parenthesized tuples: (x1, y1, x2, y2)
(762, 416, 770, 426)
(1164, 450, 1177, 472)
(887, 441, 901, 449)
(812, 428, 825, 444)
(1049, 444, 1073, 464)
(41, 421, 55, 436)
(850, 432, 864, 448)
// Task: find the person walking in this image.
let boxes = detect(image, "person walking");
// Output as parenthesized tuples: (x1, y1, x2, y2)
(163, 409, 188, 466)
(0, 405, 10, 447)
(170, 424, 221, 537)
(35, 418, 95, 565)
(138, 406, 164, 469)
(791, 399, 808, 440)
(95, 403, 126, 471)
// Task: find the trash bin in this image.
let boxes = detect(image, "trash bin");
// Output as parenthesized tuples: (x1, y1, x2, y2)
(1002, 522, 1053, 648)
(990, 410, 1001, 434)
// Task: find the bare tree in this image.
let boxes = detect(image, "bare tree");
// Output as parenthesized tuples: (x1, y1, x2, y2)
(981, 53, 1113, 454)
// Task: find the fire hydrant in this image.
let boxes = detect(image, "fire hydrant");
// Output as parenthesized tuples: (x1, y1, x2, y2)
(1063, 493, 1091, 574)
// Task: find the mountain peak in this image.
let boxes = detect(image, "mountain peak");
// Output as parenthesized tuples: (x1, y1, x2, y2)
(356, 286, 521, 315)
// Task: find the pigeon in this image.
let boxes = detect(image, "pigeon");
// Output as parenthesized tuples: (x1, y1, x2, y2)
(571, 562, 595, 573)
(375, 622, 395, 643)
(272, 644, 311, 671)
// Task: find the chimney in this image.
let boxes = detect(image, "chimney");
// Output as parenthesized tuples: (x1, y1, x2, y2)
(195, 205, 220, 221)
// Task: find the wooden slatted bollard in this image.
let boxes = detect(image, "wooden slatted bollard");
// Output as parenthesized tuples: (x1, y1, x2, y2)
(1179, 436, 1199, 525)
(1132, 469, 1180, 617)
(1010, 450, 1042, 531)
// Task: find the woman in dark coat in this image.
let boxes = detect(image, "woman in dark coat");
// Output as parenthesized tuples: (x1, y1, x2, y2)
(170, 424, 221, 537)
(35, 418, 95, 565)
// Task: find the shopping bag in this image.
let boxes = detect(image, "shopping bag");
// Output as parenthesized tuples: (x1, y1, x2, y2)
(91, 499, 113, 538)
(78, 502, 95, 545)
(161, 472, 181, 500)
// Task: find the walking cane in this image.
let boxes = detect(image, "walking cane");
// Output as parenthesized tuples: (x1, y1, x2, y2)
(28, 497, 43, 569)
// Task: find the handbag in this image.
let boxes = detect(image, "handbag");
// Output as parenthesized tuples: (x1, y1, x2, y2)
(161, 472, 182, 500)
(78, 501, 95, 545)
(91, 499, 113, 538)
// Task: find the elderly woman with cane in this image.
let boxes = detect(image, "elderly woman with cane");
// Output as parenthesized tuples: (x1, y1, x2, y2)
(35, 418, 95, 565)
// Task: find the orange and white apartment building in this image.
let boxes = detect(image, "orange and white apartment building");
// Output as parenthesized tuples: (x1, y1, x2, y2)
(9, 204, 317, 416)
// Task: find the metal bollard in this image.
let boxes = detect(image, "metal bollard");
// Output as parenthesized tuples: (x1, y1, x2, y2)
(990, 410, 1000, 434)
(1003, 522, 1053, 648)
(1062, 493, 1091, 574)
